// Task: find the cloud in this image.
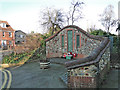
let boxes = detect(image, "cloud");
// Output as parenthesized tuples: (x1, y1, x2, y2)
(0, 0, 119, 35)
(2, 8, 42, 33)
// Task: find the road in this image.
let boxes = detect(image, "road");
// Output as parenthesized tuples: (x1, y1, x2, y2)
(0, 69, 12, 89)
(0, 61, 119, 89)
(8, 62, 67, 88)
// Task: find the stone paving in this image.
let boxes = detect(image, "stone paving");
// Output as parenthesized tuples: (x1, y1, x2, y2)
(49, 58, 75, 65)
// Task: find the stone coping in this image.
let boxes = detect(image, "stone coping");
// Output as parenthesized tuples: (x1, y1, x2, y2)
(45, 25, 104, 42)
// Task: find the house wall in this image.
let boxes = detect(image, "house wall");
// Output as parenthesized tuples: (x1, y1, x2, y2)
(46, 27, 101, 58)
(15, 31, 26, 43)
(0, 21, 15, 50)
(0, 30, 15, 49)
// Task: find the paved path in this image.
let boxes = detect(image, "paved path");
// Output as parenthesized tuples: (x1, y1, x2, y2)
(49, 58, 76, 65)
(8, 62, 67, 88)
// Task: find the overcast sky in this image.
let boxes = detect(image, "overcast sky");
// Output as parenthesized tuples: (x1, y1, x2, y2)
(0, 0, 119, 34)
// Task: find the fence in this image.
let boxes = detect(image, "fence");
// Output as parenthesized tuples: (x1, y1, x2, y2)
(109, 36, 120, 65)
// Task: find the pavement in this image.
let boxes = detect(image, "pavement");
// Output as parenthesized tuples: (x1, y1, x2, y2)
(49, 58, 75, 65)
(0, 51, 2, 63)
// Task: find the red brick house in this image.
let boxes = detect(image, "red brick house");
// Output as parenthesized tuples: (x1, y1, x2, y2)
(0, 20, 15, 50)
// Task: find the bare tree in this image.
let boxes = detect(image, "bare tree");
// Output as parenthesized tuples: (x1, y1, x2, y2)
(66, 0, 84, 25)
(40, 8, 64, 35)
(100, 5, 116, 36)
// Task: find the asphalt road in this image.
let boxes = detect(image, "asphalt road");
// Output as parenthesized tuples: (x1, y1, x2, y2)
(2, 60, 119, 89)
(8, 62, 67, 88)
(0, 69, 12, 89)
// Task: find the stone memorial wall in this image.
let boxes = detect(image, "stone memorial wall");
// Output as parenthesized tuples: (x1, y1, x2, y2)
(46, 26, 101, 58)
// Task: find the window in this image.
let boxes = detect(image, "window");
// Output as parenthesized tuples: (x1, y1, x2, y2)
(3, 32, 5, 37)
(6, 25, 10, 27)
(1, 23, 6, 28)
(9, 41, 12, 45)
(9, 32, 12, 37)
(20, 35, 23, 38)
(76, 35, 80, 48)
(61, 35, 64, 48)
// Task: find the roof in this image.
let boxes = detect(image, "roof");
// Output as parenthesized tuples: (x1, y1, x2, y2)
(0, 20, 15, 31)
(15, 30, 26, 35)
(45, 25, 104, 42)
(0, 20, 9, 24)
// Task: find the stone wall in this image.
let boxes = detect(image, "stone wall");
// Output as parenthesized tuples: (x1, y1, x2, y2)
(46, 27, 101, 58)
(67, 47, 110, 88)
(46, 25, 110, 88)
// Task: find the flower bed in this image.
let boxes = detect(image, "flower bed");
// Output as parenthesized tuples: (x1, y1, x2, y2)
(2, 49, 36, 65)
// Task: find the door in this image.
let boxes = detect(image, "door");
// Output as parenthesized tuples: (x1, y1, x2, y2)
(67, 30, 73, 52)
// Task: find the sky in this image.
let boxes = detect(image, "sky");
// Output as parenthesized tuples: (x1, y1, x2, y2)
(0, 0, 119, 34)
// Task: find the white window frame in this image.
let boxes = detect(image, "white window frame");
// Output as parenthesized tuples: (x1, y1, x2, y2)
(20, 35, 23, 38)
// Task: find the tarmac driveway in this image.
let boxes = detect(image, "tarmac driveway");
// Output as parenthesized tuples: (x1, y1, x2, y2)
(8, 62, 67, 88)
